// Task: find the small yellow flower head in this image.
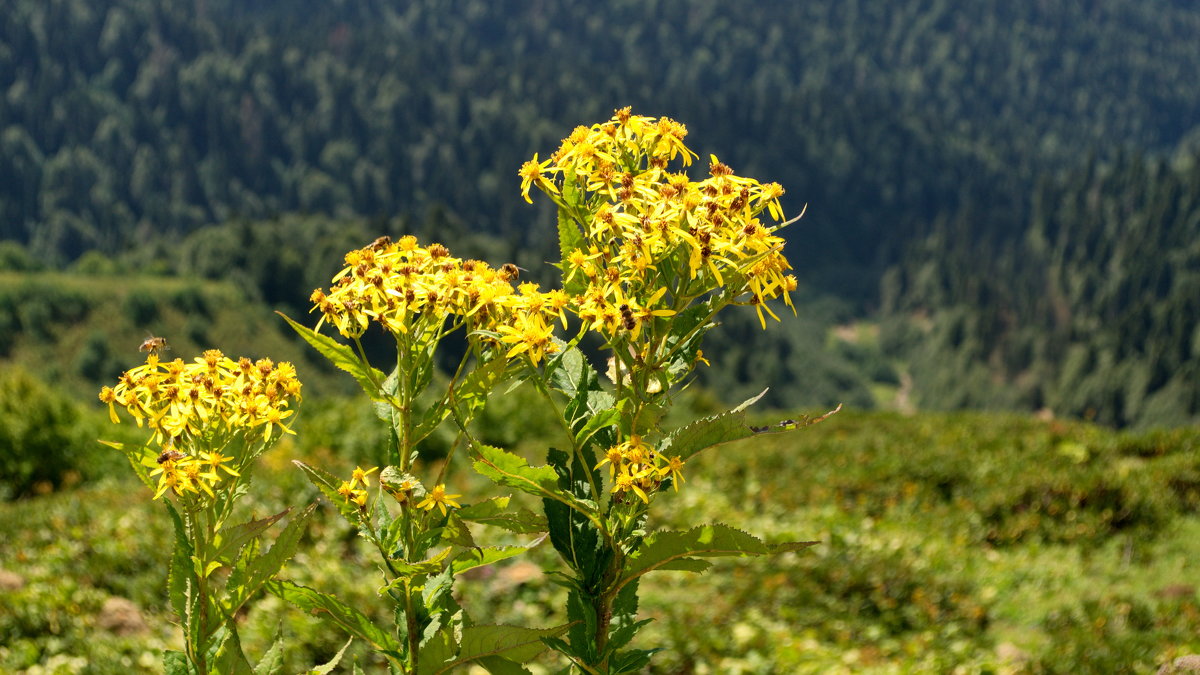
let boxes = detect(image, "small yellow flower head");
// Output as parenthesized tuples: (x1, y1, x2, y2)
(350, 466, 379, 490)
(612, 468, 650, 504)
(416, 484, 462, 516)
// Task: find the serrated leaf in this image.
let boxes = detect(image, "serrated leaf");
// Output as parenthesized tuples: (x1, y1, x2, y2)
(225, 503, 317, 611)
(372, 366, 401, 422)
(426, 624, 570, 674)
(213, 509, 290, 566)
(389, 546, 451, 578)
(278, 311, 388, 402)
(574, 409, 619, 448)
(266, 580, 403, 655)
(564, 587, 599, 663)
(416, 626, 458, 675)
(441, 514, 479, 550)
(658, 390, 768, 461)
(544, 448, 609, 587)
(253, 632, 286, 675)
(164, 501, 193, 629)
(451, 538, 545, 576)
(618, 524, 816, 590)
(472, 444, 560, 499)
(212, 626, 254, 675)
(543, 342, 612, 422)
(457, 497, 547, 534)
(610, 647, 660, 674)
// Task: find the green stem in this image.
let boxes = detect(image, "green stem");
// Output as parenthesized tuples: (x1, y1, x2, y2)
(187, 504, 210, 673)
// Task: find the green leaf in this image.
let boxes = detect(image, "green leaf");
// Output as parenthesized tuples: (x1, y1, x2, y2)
(278, 311, 388, 402)
(606, 578, 648, 654)
(610, 648, 659, 674)
(544, 448, 609, 588)
(474, 656, 533, 675)
(164, 501, 193, 632)
(307, 638, 353, 674)
(162, 650, 191, 675)
(557, 166, 587, 296)
(426, 624, 570, 673)
(658, 390, 768, 461)
(457, 497, 547, 534)
(416, 626, 458, 675)
(212, 626, 255, 675)
(574, 409, 619, 448)
(441, 514, 479, 550)
(451, 539, 545, 576)
(544, 342, 612, 424)
(225, 503, 317, 612)
(618, 524, 816, 590)
(389, 546, 451, 578)
(472, 443, 560, 499)
(253, 632, 286, 675)
(372, 366, 401, 422)
(213, 509, 290, 566)
(266, 580, 404, 655)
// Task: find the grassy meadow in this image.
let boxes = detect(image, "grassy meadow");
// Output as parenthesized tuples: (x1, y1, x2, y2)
(3, 393, 1199, 674)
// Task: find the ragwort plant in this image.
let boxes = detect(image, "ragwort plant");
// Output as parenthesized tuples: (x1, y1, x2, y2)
(284, 109, 832, 674)
(486, 108, 833, 673)
(279, 238, 570, 673)
(98, 350, 309, 673)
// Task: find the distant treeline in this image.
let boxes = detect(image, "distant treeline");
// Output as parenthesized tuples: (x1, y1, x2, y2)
(3, 0, 1199, 285)
(884, 146, 1200, 427)
(2, 0, 1200, 425)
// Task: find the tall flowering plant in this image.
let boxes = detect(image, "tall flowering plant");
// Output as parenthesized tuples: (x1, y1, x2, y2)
(281, 109, 833, 673)
(99, 350, 309, 673)
(278, 238, 570, 672)
(477, 107, 833, 673)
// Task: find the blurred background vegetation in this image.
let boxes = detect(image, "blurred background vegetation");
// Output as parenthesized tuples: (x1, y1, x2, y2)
(2, 0, 1200, 672)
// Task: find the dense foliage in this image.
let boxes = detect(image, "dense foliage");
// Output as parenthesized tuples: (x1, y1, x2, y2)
(3, 0, 1200, 424)
(4, 405, 1200, 672)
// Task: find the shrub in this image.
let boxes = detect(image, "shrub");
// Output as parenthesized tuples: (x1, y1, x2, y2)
(0, 368, 90, 499)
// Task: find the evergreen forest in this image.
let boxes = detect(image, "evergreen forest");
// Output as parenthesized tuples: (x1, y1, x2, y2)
(4, 0, 1200, 426)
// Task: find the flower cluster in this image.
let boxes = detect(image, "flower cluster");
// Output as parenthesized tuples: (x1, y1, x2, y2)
(521, 107, 798, 338)
(337, 465, 378, 509)
(595, 435, 686, 503)
(339, 466, 462, 517)
(310, 236, 567, 365)
(99, 350, 302, 499)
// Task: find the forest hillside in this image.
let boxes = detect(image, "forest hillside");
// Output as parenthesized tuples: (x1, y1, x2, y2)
(2, 0, 1199, 425)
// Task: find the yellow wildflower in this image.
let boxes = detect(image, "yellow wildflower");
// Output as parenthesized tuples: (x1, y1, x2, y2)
(416, 484, 462, 516)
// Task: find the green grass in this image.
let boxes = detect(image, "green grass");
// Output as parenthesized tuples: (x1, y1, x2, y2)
(2, 407, 1200, 673)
